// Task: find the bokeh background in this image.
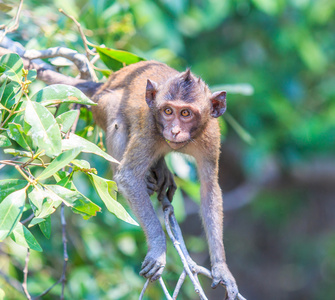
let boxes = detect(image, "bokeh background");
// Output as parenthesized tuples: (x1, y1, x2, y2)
(1, 0, 335, 299)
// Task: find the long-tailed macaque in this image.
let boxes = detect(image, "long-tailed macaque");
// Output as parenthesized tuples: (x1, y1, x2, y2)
(91, 61, 239, 299)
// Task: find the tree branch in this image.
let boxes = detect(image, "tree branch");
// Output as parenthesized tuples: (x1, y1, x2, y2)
(23, 47, 96, 80)
(0, 0, 24, 43)
(0, 43, 102, 98)
(22, 249, 31, 300)
(140, 197, 247, 300)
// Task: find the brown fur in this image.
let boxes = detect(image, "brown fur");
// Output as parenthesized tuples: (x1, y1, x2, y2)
(91, 61, 238, 299)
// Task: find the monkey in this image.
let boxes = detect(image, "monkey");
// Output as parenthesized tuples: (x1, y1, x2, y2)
(91, 61, 239, 299)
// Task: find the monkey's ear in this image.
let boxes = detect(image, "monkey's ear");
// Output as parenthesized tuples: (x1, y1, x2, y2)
(146, 79, 158, 108)
(210, 91, 227, 118)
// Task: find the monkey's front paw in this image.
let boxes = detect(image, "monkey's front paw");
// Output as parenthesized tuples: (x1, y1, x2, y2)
(139, 251, 166, 282)
(211, 263, 239, 300)
(146, 164, 176, 202)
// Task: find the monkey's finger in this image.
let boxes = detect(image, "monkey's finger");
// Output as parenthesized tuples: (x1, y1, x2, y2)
(146, 182, 158, 195)
(140, 260, 156, 277)
(146, 174, 157, 184)
(211, 278, 221, 289)
(145, 262, 165, 280)
(150, 264, 165, 282)
(155, 168, 165, 188)
(158, 175, 171, 201)
(167, 182, 177, 202)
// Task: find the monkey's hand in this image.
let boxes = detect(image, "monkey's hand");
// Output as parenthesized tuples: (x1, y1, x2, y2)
(211, 263, 239, 300)
(139, 245, 166, 282)
(146, 158, 177, 202)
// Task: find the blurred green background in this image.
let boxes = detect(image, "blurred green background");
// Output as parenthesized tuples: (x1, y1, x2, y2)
(1, 0, 335, 299)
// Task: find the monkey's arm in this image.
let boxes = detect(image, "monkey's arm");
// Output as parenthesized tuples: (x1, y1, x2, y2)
(114, 138, 167, 281)
(146, 157, 177, 202)
(197, 157, 239, 300)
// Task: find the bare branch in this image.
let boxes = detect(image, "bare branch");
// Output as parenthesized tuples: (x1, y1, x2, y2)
(23, 47, 96, 81)
(159, 277, 173, 300)
(140, 197, 247, 300)
(22, 249, 32, 300)
(139, 279, 150, 300)
(0, 269, 24, 295)
(60, 203, 68, 300)
(21, 213, 34, 225)
(0, 45, 102, 97)
(173, 270, 186, 299)
(0, 0, 24, 43)
(59, 9, 96, 58)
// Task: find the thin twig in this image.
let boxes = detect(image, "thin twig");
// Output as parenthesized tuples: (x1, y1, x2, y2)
(21, 213, 35, 225)
(58, 9, 96, 58)
(158, 277, 173, 300)
(0, 269, 25, 295)
(23, 47, 95, 80)
(32, 279, 62, 300)
(58, 8, 98, 82)
(68, 105, 80, 137)
(163, 200, 208, 300)
(0, 0, 24, 43)
(173, 270, 186, 300)
(146, 197, 248, 300)
(139, 279, 150, 300)
(60, 203, 68, 299)
(22, 249, 32, 300)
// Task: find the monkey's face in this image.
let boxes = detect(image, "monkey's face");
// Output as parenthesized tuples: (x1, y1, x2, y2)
(156, 101, 201, 150)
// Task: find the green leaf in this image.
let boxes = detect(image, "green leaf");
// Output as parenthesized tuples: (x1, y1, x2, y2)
(97, 50, 123, 71)
(62, 133, 119, 164)
(0, 135, 11, 147)
(28, 217, 45, 227)
(56, 110, 79, 133)
(211, 83, 254, 96)
(0, 53, 23, 83)
(72, 159, 90, 169)
(97, 68, 112, 78)
(37, 148, 82, 180)
(224, 112, 255, 145)
(0, 287, 5, 300)
(0, 179, 27, 202)
(7, 123, 32, 151)
(0, 77, 8, 100)
(175, 177, 201, 203)
(27, 69, 37, 82)
(89, 173, 138, 226)
(95, 46, 145, 71)
(11, 111, 31, 134)
(24, 99, 62, 157)
(45, 185, 101, 219)
(10, 222, 42, 251)
(31, 84, 96, 106)
(0, 2, 13, 13)
(39, 216, 51, 239)
(28, 186, 62, 219)
(4, 148, 31, 157)
(0, 81, 21, 109)
(0, 188, 26, 241)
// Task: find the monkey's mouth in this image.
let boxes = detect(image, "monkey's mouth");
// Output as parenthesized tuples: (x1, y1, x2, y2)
(165, 139, 189, 150)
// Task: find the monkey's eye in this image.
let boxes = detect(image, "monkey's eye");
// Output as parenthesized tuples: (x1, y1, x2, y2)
(164, 107, 173, 115)
(181, 109, 191, 117)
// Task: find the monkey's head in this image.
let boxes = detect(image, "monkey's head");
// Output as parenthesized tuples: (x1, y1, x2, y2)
(145, 69, 226, 150)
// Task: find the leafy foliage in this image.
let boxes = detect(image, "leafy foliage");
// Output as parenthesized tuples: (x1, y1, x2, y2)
(0, 53, 138, 254)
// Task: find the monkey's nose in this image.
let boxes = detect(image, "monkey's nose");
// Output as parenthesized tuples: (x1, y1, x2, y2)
(171, 128, 180, 138)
